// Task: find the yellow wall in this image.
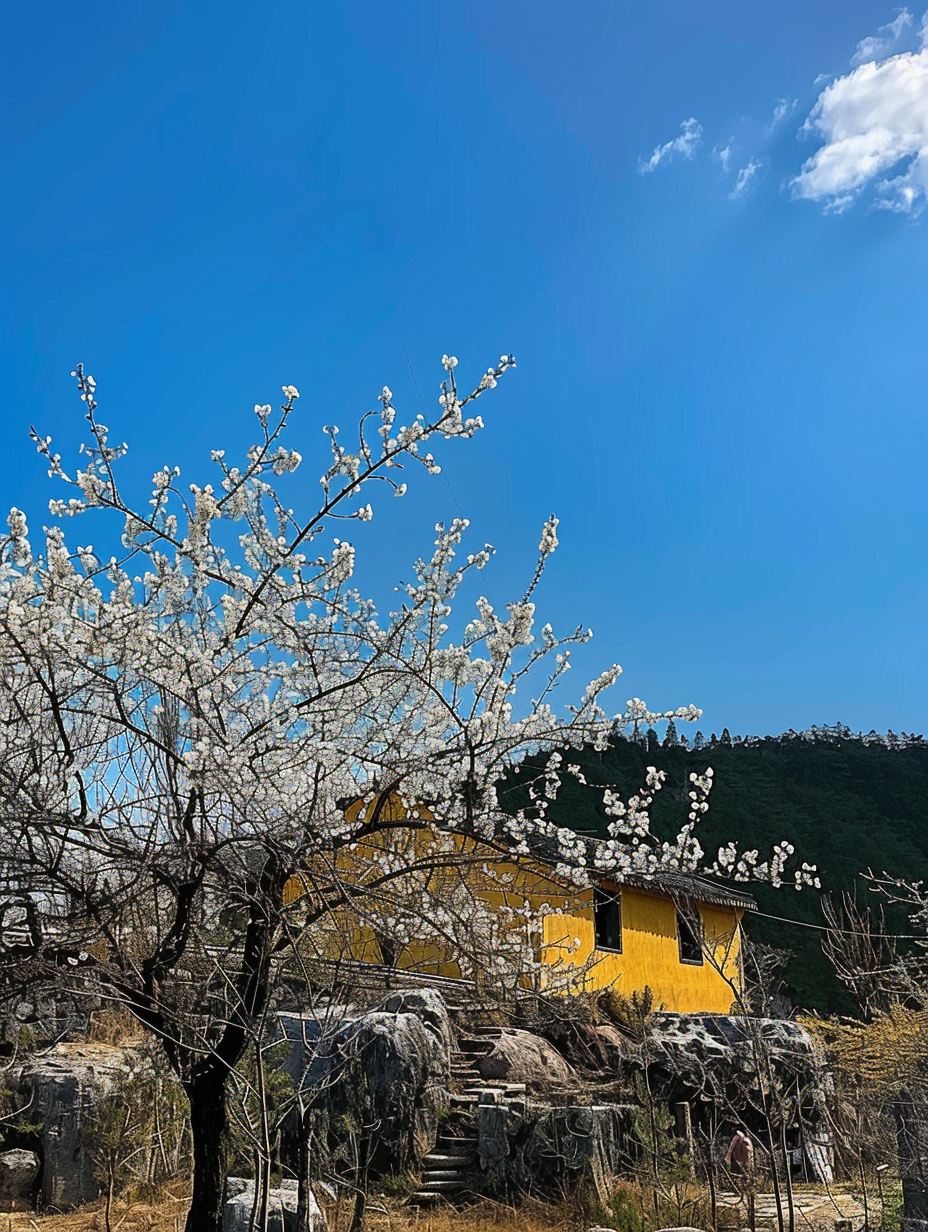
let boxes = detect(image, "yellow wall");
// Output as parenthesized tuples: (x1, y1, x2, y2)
(284, 797, 744, 1014)
(539, 883, 742, 1013)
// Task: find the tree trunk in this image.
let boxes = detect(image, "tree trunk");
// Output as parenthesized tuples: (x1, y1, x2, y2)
(296, 1106, 315, 1232)
(186, 1070, 230, 1232)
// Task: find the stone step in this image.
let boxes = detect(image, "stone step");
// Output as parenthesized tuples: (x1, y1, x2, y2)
(420, 1178, 465, 1191)
(409, 1192, 443, 1205)
(462, 1082, 526, 1094)
(423, 1153, 473, 1167)
(422, 1169, 466, 1182)
(436, 1135, 477, 1147)
(449, 1092, 479, 1104)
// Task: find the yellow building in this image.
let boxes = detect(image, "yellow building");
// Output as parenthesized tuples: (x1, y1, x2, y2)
(285, 794, 753, 1015)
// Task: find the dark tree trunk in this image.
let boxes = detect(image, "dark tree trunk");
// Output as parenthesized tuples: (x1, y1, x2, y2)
(186, 1069, 230, 1232)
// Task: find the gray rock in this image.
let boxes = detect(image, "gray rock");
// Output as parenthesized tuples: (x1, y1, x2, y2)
(223, 1180, 325, 1232)
(279, 994, 451, 1173)
(593, 1023, 629, 1057)
(0, 1148, 40, 1211)
(14, 1042, 137, 1209)
(380, 988, 454, 1058)
(475, 1029, 575, 1092)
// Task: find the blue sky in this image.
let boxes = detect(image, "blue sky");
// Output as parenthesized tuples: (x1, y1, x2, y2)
(4, 1, 928, 738)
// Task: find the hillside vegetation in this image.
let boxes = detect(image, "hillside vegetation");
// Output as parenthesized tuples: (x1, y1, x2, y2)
(504, 726, 928, 1013)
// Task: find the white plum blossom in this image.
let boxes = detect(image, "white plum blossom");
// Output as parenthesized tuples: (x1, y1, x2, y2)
(539, 514, 559, 558)
(1, 351, 816, 1056)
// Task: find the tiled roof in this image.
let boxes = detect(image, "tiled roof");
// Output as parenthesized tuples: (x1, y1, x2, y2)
(524, 831, 757, 911)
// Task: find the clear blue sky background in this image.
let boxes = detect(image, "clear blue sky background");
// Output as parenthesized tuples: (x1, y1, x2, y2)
(4, 1, 927, 738)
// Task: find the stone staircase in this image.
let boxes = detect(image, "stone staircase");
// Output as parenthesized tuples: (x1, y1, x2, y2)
(410, 1024, 527, 1206)
(452, 1026, 500, 1088)
(410, 1131, 479, 1205)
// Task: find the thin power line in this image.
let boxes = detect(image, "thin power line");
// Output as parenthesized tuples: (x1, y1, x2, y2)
(752, 907, 926, 942)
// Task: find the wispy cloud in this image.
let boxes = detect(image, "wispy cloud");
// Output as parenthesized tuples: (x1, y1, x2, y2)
(851, 8, 914, 65)
(730, 159, 763, 198)
(768, 97, 798, 132)
(714, 141, 734, 174)
(638, 117, 703, 174)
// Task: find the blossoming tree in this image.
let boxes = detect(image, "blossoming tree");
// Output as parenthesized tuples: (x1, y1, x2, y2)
(0, 354, 812, 1231)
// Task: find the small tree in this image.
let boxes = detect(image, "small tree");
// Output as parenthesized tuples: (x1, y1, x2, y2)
(88, 1062, 173, 1232)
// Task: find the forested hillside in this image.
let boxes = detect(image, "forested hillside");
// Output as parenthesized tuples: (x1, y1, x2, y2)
(504, 725, 928, 1012)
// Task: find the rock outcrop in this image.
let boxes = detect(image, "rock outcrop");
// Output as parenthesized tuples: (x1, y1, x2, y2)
(513, 1103, 633, 1200)
(637, 1014, 835, 1184)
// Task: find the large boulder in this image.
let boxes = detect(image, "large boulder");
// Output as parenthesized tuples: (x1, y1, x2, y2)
(0, 1149, 40, 1211)
(645, 1014, 826, 1093)
(279, 992, 451, 1173)
(224, 1179, 325, 1232)
(475, 1029, 575, 1092)
(14, 1043, 137, 1209)
(510, 1103, 634, 1200)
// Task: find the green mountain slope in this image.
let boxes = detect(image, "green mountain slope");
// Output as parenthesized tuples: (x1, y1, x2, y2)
(502, 728, 928, 1013)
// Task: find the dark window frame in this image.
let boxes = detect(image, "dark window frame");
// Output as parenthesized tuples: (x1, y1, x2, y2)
(593, 886, 623, 953)
(676, 907, 704, 965)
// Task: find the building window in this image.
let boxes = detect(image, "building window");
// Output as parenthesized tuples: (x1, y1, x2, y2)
(677, 908, 704, 965)
(594, 887, 622, 952)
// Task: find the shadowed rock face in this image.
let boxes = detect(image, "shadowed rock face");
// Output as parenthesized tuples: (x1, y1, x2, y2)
(0, 1149, 40, 1211)
(279, 990, 452, 1173)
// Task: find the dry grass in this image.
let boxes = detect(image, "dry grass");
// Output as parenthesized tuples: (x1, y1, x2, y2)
(2, 1182, 193, 1232)
(84, 1007, 146, 1047)
(1, 1187, 582, 1232)
(365, 1195, 581, 1232)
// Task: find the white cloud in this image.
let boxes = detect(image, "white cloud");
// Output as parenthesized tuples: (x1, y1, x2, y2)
(714, 140, 734, 173)
(851, 8, 913, 65)
(730, 159, 763, 198)
(638, 117, 703, 174)
(791, 47, 928, 215)
(769, 97, 798, 131)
